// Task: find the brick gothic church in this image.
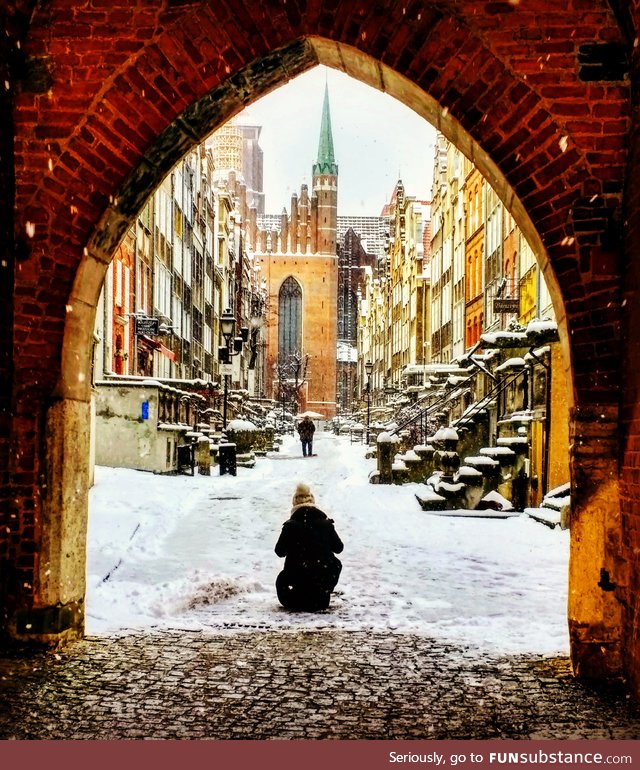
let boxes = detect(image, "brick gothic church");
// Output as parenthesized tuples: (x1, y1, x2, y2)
(251, 85, 338, 418)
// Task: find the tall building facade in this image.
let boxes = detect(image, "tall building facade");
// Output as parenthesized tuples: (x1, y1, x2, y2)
(359, 180, 431, 402)
(252, 85, 339, 418)
(96, 140, 268, 415)
(336, 227, 377, 411)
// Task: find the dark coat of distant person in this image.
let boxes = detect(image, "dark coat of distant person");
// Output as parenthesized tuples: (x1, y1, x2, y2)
(296, 417, 316, 441)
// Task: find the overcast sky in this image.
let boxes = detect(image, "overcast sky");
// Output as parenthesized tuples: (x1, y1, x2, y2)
(236, 65, 437, 217)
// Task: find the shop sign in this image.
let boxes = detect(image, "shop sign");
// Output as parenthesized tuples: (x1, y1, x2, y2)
(135, 316, 159, 335)
(493, 298, 520, 314)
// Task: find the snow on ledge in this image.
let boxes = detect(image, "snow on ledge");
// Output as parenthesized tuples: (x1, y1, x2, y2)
(378, 431, 400, 444)
(226, 419, 257, 431)
(433, 427, 459, 442)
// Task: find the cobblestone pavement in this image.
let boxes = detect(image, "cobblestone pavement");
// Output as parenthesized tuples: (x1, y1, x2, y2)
(0, 629, 638, 740)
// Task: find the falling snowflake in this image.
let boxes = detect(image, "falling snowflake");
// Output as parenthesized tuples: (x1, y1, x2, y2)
(559, 136, 568, 152)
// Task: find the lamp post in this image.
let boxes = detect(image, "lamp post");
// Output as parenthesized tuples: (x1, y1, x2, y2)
(365, 359, 373, 444)
(218, 307, 248, 429)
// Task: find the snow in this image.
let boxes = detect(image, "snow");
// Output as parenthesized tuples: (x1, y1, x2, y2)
(494, 357, 527, 373)
(541, 496, 571, 512)
(480, 330, 527, 347)
(87, 433, 570, 655)
(526, 319, 557, 335)
(525, 508, 562, 529)
(482, 490, 514, 510)
(433, 427, 459, 442)
(464, 455, 500, 467)
(547, 482, 571, 498)
(497, 436, 529, 447)
(415, 488, 446, 502)
(480, 446, 516, 457)
(226, 419, 257, 431)
(456, 465, 483, 478)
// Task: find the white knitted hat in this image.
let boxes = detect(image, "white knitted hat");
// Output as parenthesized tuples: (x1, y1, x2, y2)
(292, 482, 315, 508)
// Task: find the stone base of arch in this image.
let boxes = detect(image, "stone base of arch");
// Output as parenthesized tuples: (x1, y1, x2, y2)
(3, 398, 90, 648)
(568, 405, 625, 682)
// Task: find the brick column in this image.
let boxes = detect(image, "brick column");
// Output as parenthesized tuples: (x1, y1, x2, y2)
(620, 33, 640, 697)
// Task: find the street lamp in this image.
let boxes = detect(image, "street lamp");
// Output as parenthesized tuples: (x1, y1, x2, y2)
(218, 307, 249, 429)
(365, 359, 373, 444)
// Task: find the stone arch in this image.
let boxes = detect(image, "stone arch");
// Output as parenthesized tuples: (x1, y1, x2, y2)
(4, 1, 634, 691)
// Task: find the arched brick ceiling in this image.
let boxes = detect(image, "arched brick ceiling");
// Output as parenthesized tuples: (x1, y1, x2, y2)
(7, 0, 632, 403)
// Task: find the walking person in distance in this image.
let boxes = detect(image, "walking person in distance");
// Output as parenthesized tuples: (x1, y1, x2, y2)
(296, 415, 316, 457)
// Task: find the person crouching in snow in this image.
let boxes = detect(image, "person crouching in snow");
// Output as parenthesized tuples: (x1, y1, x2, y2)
(275, 483, 344, 612)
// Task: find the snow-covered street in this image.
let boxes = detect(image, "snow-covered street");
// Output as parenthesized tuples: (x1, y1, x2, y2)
(87, 431, 570, 655)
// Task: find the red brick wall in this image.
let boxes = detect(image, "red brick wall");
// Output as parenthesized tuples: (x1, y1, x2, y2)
(621, 14, 640, 696)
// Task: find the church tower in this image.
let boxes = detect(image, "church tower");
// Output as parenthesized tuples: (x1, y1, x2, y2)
(312, 83, 338, 256)
(254, 83, 339, 418)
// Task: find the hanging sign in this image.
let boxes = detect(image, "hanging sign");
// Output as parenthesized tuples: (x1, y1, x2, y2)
(135, 316, 159, 336)
(493, 298, 520, 314)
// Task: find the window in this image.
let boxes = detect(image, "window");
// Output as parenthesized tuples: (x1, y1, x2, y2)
(124, 265, 130, 315)
(154, 259, 171, 318)
(115, 260, 123, 307)
(278, 277, 302, 357)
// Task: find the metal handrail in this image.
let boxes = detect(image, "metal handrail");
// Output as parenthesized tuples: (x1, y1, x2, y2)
(389, 369, 478, 437)
(453, 368, 525, 431)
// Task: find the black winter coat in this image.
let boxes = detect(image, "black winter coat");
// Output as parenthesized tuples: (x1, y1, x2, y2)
(275, 505, 343, 577)
(296, 419, 316, 441)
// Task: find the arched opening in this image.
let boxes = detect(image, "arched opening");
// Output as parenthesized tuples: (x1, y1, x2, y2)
(3, 3, 634, 694)
(63, 47, 590, 667)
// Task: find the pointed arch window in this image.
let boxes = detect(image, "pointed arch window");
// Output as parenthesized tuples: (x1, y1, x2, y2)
(279, 277, 302, 357)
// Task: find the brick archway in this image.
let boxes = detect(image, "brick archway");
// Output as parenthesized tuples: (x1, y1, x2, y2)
(2, 1, 637, 694)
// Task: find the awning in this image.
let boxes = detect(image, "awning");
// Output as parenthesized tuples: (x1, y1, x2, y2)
(139, 334, 161, 350)
(157, 342, 176, 361)
(139, 335, 176, 361)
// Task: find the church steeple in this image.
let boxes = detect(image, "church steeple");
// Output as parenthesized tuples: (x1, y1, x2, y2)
(313, 83, 338, 177)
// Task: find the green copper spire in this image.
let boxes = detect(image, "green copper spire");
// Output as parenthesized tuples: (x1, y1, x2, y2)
(312, 83, 338, 176)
